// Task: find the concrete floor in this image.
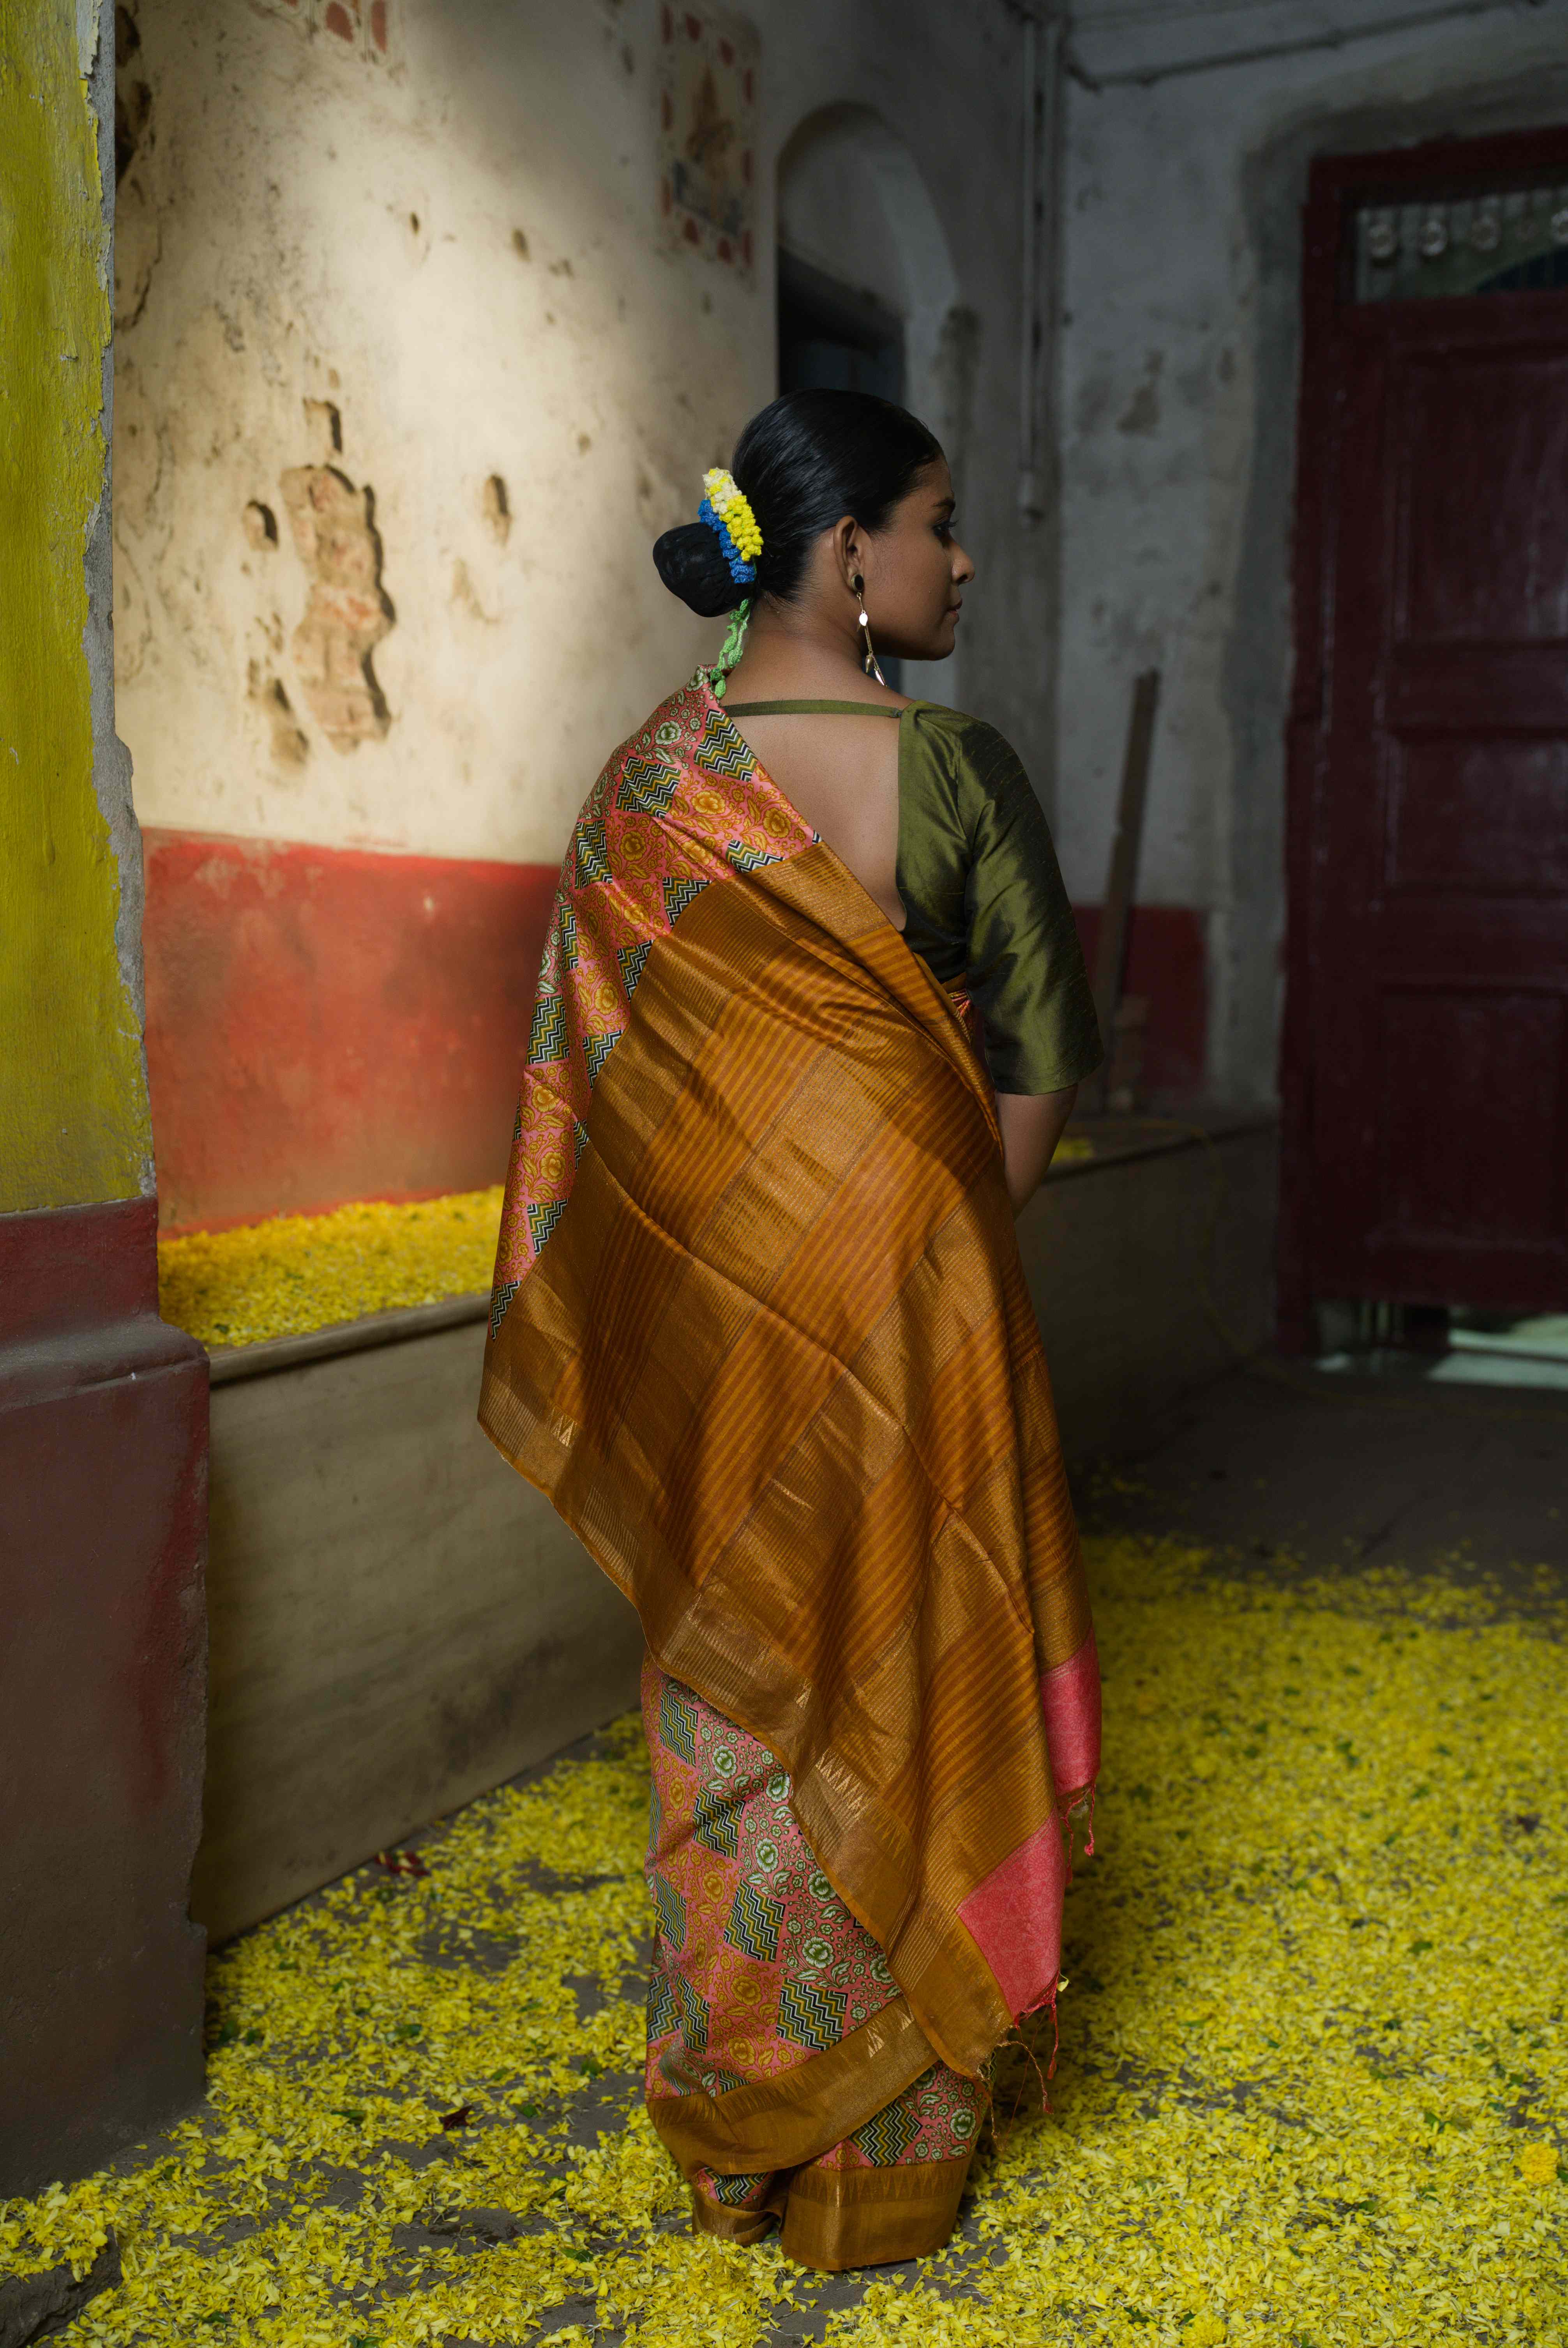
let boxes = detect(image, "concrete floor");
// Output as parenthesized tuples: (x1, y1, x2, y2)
(1076, 1357, 1568, 1601)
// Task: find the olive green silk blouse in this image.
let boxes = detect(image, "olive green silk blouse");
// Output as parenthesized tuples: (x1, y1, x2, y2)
(724, 699, 1103, 1097)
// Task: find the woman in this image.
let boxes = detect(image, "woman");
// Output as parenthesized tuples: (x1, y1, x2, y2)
(480, 390, 1102, 2272)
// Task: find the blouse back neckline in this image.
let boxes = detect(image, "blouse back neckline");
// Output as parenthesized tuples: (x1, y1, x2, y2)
(722, 698, 907, 718)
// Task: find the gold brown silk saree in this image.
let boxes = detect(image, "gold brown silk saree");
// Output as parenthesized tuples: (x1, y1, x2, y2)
(480, 673, 1100, 2267)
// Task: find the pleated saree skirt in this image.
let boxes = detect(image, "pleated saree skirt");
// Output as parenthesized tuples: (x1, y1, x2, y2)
(641, 1661, 987, 2270)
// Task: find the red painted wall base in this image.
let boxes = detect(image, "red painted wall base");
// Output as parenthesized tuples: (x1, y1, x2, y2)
(143, 832, 556, 1232)
(1070, 904, 1209, 1102)
(141, 829, 1210, 1232)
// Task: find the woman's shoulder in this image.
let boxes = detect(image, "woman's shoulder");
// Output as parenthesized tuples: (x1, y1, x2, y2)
(905, 701, 1031, 800)
(621, 673, 715, 760)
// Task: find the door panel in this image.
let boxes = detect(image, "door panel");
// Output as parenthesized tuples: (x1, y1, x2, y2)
(1285, 135, 1568, 1328)
(1385, 647, 1568, 733)
(1395, 354, 1568, 643)
(1376, 988, 1564, 1249)
(1386, 739, 1568, 898)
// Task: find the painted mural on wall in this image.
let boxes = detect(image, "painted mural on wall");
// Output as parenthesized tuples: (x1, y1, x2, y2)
(254, 0, 395, 67)
(659, 7, 757, 271)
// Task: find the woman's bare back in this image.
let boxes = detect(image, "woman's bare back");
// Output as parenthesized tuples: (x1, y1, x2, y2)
(722, 703, 908, 935)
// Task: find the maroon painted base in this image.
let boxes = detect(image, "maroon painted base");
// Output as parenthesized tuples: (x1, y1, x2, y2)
(0, 1197, 208, 2194)
(1071, 905, 1208, 1101)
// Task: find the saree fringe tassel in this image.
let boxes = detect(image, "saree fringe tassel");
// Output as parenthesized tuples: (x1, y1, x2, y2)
(480, 674, 1101, 2265)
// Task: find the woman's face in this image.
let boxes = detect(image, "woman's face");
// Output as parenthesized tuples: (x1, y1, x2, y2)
(859, 458, 976, 661)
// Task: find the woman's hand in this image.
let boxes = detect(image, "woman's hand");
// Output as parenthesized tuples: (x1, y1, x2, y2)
(996, 1084, 1079, 1216)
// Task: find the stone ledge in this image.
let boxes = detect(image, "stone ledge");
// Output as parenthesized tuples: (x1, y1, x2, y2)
(207, 1290, 489, 1386)
(1046, 1103, 1278, 1182)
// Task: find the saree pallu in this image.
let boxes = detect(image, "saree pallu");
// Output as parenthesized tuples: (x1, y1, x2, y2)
(480, 674, 1100, 2267)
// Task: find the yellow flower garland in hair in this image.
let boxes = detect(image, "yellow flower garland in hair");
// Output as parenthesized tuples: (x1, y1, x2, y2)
(699, 466, 763, 577)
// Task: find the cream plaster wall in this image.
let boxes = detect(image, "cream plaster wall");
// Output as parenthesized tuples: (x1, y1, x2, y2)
(115, 0, 1054, 867)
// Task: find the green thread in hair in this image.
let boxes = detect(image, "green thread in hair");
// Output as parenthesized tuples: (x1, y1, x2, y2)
(709, 600, 751, 699)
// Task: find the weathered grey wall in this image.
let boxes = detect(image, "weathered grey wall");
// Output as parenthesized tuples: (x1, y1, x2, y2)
(1058, 0, 1568, 1101)
(114, 0, 1063, 862)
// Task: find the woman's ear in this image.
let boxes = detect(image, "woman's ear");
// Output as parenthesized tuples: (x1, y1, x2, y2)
(830, 514, 863, 593)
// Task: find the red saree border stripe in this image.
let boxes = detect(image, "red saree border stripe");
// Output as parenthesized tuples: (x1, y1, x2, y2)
(1042, 1632, 1102, 1802)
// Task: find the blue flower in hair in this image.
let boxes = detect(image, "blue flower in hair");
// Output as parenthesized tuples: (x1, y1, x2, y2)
(699, 467, 761, 587)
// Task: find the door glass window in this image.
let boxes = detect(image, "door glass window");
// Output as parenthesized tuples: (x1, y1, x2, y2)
(1352, 185, 1568, 302)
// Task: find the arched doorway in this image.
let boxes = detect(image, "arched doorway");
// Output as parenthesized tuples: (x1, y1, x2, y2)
(776, 105, 973, 702)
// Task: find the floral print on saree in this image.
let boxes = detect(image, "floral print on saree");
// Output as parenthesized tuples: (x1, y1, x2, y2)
(642, 1660, 985, 2265)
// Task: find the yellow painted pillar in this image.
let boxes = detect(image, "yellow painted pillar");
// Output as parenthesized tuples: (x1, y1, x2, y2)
(0, 0, 152, 1208)
(0, 0, 208, 2194)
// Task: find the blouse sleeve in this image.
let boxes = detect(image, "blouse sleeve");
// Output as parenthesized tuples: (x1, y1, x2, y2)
(957, 719, 1104, 1095)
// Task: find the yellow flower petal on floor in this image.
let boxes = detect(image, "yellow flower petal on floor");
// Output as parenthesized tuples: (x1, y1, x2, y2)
(3, 1541, 1563, 2344)
(157, 1187, 503, 1351)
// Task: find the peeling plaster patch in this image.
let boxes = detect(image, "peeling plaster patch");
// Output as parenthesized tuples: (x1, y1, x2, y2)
(279, 467, 394, 751)
(399, 200, 431, 263)
(248, 663, 311, 769)
(114, 178, 160, 329)
(450, 561, 498, 627)
(113, 359, 162, 530)
(114, 4, 149, 182)
(244, 501, 279, 550)
(256, 0, 396, 63)
(511, 227, 530, 260)
(302, 398, 343, 459)
(114, 541, 153, 685)
(1117, 349, 1164, 437)
(481, 476, 511, 545)
(112, 2, 158, 330)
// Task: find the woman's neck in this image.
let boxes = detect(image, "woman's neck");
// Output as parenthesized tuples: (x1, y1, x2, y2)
(719, 598, 906, 707)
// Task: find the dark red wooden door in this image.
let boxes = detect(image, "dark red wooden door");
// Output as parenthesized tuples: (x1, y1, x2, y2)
(1284, 135, 1568, 1335)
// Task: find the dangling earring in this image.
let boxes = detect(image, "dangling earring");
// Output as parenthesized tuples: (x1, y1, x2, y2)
(852, 574, 887, 688)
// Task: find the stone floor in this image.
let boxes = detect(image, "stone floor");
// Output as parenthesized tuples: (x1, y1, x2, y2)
(1081, 1356, 1568, 1595)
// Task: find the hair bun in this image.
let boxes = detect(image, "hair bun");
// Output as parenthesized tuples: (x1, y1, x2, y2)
(653, 523, 745, 618)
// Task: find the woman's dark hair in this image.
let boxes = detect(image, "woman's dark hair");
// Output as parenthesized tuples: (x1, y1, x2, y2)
(653, 389, 943, 617)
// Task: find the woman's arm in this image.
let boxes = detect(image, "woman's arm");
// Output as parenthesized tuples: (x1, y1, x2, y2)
(997, 1084, 1078, 1216)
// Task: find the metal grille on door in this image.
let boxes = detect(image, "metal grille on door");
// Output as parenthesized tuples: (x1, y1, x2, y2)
(1353, 186, 1568, 303)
